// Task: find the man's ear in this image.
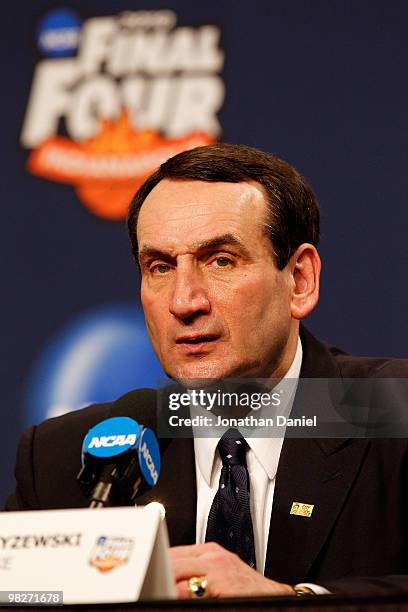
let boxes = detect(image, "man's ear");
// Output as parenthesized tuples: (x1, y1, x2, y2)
(289, 243, 321, 320)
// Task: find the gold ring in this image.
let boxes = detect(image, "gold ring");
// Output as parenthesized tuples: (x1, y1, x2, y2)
(188, 575, 209, 599)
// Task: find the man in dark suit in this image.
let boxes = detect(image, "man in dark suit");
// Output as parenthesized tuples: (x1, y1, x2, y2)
(6, 144, 408, 598)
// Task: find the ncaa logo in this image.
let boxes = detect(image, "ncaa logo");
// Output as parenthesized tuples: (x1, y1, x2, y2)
(36, 8, 82, 57)
(138, 428, 160, 486)
(88, 433, 137, 449)
(83, 417, 141, 458)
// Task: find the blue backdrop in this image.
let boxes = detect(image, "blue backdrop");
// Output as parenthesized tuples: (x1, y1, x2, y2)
(1, 0, 407, 505)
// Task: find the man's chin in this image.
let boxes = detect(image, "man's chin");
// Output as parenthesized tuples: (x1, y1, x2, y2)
(163, 361, 243, 387)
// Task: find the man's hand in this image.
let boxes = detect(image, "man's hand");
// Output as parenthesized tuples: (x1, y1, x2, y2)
(170, 542, 296, 599)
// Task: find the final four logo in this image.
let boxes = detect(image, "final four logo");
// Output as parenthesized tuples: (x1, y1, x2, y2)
(89, 535, 134, 572)
(20, 8, 225, 219)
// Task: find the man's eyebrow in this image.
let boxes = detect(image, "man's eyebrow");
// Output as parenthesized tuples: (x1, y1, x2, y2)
(138, 246, 171, 265)
(138, 234, 250, 264)
(196, 234, 249, 254)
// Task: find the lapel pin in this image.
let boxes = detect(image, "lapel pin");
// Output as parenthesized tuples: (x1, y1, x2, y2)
(290, 502, 314, 517)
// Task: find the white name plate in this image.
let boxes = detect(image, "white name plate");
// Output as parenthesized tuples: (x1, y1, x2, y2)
(0, 504, 176, 604)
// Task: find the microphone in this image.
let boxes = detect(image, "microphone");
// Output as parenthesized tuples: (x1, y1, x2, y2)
(77, 415, 161, 508)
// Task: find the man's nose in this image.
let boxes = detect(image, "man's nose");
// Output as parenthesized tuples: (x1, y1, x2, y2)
(169, 266, 211, 320)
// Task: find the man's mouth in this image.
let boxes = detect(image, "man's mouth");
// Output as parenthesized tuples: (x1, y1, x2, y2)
(175, 334, 220, 352)
(178, 336, 217, 343)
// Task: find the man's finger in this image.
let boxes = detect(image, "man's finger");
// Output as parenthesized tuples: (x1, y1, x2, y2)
(170, 542, 222, 560)
(175, 580, 189, 599)
(175, 580, 193, 600)
(172, 557, 209, 582)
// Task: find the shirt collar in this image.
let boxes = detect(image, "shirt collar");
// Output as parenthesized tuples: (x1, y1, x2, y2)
(194, 336, 303, 486)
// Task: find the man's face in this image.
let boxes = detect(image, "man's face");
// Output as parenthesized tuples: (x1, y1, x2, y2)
(137, 179, 295, 382)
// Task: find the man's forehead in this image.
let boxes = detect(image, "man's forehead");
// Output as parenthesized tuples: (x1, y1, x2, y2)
(136, 178, 268, 238)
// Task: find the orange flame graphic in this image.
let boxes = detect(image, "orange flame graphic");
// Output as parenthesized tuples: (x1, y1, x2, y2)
(27, 111, 214, 220)
(90, 555, 127, 572)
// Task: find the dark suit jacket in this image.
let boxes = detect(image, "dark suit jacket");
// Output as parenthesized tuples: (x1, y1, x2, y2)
(5, 327, 408, 595)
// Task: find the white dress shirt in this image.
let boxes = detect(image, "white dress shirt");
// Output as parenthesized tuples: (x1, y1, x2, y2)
(194, 337, 303, 573)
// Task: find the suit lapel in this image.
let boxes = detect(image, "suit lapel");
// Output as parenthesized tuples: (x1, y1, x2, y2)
(265, 436, 369, 582)
(264, 326, 369, 582)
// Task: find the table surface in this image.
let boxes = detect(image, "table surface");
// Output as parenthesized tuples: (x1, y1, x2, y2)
(2, 592, 408, 612)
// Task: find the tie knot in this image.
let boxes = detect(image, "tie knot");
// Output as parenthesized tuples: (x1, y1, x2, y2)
(218, 429, 248, 466)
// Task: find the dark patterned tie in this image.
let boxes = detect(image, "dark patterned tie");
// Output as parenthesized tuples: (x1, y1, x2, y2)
(205, 429, 256, 569)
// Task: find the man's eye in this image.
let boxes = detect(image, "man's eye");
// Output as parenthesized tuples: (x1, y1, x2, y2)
(213, 257, 232, 267)
(151, 263, 170, 274)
